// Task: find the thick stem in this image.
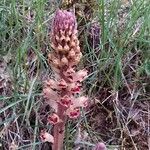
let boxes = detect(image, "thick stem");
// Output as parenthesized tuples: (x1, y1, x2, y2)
(52, 104, 66, 150)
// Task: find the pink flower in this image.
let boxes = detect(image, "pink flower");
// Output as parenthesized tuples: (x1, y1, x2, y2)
(43, 87, 59, 101)
(44, 79, 58, 89)
(40, 130, 54, 143)
(43, 88, 59, 111)
(70, 82, 82, 93)
(72, 96, 88, 108)
(58, 79, 68, 89)
(63, 68, 88, 83)
(47, 113, 60, 125)
(66, 107, 80, 118)
(73, 69, 88, 82)
(71, 86, 81, 93)
(42, 9, 89, 150)
(59, 95, 72, 108)
(63, 67, 75, 76)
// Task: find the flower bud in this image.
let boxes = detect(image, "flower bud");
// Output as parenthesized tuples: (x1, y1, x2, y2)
(61, 56, 68, 66)
(51, 10, 77, 54)
(68, 49, 76, 58)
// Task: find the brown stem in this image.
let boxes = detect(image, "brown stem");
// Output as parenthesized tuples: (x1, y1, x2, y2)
(52, 104, 66, 150)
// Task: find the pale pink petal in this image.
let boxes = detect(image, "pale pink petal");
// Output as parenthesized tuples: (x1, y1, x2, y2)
(46, 100, 58, 112)
(73, 69, 88, 82)
(43, 88, 59, 111)
(63, 67, 75, 82)
(43, 88, 59, 101)
(66, 107, 80, 118)
(69, 82, 82, 94)
(40, 131, 54, 143)
(58, 79, 68, 89)
(44, 79, 58, 89)
(72, 96, 88, 108)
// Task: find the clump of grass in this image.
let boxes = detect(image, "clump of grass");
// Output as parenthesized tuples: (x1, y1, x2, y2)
(0, 0, 150, 149)
(83, 0, 150, 149)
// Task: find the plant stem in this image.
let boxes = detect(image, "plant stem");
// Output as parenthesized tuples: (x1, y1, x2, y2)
(52, 104, 66, 150)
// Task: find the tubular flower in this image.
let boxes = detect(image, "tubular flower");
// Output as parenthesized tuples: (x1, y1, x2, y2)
(44, 79, 58, 90)
(47, 113, 60, 125)
(43, 87, 59, 101)
(66, 107, 80, 119)
(59, 95, 72, 108)
(58, 79, 68, 89)
(40, 130, 54, 143)
(70, 86, 81, 93)
(73, 69, 88, 82)
(72, 96, 88, 108)
(63, 68, 88, 83)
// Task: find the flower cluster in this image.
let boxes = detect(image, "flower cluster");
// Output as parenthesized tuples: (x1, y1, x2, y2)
(48, 10, 82, 73)
(43, 10, 88, 121)
(43, 68, 88, 120)
(42, 9, 88, 149)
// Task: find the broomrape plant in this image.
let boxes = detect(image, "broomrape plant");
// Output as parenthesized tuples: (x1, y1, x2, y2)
(40, 9, 88, 150)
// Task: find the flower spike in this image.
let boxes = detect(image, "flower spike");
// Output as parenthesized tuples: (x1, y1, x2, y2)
(42, 9, 88, 150)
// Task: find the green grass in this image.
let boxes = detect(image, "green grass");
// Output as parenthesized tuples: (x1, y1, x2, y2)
(0, 0, 150, 149)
